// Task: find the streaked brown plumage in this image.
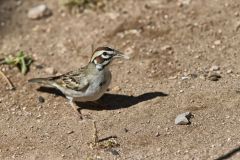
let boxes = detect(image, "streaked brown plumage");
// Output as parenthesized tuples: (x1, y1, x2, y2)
(29, 47, 129, 119)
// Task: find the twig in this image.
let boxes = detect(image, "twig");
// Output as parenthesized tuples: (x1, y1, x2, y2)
(0, 70, 15, 90)
(98, 135, 118, 143)
(93, 120, 99, 144)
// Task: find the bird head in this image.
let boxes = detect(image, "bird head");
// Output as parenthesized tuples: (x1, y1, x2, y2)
(90, 47, 129, 70)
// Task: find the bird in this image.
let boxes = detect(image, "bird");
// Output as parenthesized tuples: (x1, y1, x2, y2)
(28, 47, 129, 119)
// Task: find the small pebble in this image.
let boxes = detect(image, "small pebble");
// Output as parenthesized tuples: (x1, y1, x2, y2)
(28, 4, 52, 20)
(67, 131, 74, 134)
(214, 40, 221, 45)
(227, 69, 233, 74)
(177, 0, 191, 6)
(181, 76, 190, 80)
(161, 45, 172, 51)
(168, 75, 177, 80)
(210, 65, 220, 71)
(208, 73, 221, 81)
(155, 132, 160, 137)
(235, 21, 240, 31)
(175, 112, 192, 125)
(38, 96, 45, 103)
(234, 12, 240, 17)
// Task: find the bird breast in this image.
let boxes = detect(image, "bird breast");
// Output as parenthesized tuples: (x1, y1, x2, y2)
(73, 69, 112, 102)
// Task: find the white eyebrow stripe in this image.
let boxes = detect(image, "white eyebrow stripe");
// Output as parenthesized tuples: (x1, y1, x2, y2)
(101, 54, 111, 59)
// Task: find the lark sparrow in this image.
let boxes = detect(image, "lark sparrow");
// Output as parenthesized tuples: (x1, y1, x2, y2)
(29, 47, 129, 119)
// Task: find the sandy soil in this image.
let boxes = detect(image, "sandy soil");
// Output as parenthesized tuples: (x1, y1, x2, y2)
(0, 0, 240, 159)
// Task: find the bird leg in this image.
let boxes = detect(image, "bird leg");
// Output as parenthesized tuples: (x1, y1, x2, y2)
(68, 97, 83, 120)
(67, 97, 93, 120)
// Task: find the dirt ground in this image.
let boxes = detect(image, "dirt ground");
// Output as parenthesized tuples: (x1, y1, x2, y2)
(0, 0, 240, 159)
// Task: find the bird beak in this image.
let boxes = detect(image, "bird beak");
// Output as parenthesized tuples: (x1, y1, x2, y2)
(114, 50, 130, 59)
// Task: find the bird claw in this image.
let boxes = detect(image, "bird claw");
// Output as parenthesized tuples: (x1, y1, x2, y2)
(75, 108, 93, 121)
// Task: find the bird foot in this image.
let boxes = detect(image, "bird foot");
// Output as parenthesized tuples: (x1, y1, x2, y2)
(69, 101, 93, 120)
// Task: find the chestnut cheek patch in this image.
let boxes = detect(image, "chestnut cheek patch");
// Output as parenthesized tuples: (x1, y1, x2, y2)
(94, 56, 104, 64)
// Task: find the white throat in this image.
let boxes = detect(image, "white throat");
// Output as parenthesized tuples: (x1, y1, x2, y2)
(96, 64, 103, 70)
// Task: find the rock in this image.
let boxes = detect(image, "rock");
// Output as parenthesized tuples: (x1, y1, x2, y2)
(210, 65, 220, 71)
(125, 29, 140, 36)
(181, 76, 190, 80)
(227, 69, 233, 74)
(45, 67, 56, 75)
(161, 45, 174, 54)
(214, 40, 221, 45)
(208, 73, 221, 81)
(168, 75, 177, 80)
(28, 4, 52, 20)
(67, 131, 74, 134)
(235, 21, 240, 31)
(234, 12, 239, 17)
(175, 112, 192, 125)
(178, 0, 191, 6)
(161, 45, 172, 51)
(38, 96, 45, 103)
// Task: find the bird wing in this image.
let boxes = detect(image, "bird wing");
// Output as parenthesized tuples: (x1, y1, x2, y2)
(53, 67, 89, 91)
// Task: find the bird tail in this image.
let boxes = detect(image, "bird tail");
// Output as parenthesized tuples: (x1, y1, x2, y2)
(28, 77, 52, 85)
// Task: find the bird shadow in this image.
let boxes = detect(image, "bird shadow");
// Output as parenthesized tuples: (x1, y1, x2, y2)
(37, 87, 65, 97)
(37, 87, 168, 110)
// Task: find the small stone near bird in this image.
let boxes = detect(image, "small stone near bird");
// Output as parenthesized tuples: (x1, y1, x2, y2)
(209, 65, 220, 71)
(175, 112, 193, 125)
(28, 4, 52, 20)
(38, 96, 45, 103)
(208, 73, 221, 81)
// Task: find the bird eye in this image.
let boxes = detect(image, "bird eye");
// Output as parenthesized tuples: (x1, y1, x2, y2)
(102, 52, 107, 56)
